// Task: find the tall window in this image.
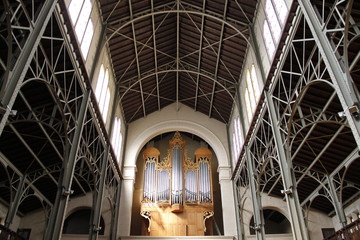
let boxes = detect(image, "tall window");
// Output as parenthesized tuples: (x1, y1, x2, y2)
(111, 117, 123, 161)
(263, 0, 288, 58)
(95, 64, 111, 121)
(244, 65, 260, 122)
(68, 0, 94, 58)
(232, 117, 242, 166)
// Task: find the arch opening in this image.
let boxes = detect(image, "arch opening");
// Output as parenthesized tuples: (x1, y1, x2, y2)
(249, 209, 292, 235)
(63, 208, 105, 235)
(130, 131, 224, 236)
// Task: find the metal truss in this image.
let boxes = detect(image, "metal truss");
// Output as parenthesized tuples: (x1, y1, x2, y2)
(234, 1, 360, 239)
(0, 1, 122, 239)
(106, 1, 251, 122)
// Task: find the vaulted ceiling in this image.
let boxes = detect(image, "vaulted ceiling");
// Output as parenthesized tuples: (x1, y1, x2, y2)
(99, 0, 258, 124)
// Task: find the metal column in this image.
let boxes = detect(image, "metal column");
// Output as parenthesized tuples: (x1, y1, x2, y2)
(0, 0, 58, 136)
(110, 179, 122, 240)
(89, 146, 109, 240)
(265, 91, 309, 240)
(297, 0, 360, 149)
(44, 90, 90, 240)
(328, 176, 347, 228)
(245, 146, 265, 240)
(4, 176, 25, 228)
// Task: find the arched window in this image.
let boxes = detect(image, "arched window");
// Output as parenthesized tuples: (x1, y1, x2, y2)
(68, 0, 94, 58)
(244, 65, 260, 122)
(262, 0, 288, 59)
(249, 209, 291, 235)
(95, 64, 111, 122)
(63, 208, 105, 235)
(232, 117, 242, 166)
(111, 117, 123, 161)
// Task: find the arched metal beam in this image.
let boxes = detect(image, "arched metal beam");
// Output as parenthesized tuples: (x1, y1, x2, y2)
(107, 10, 250, 45)
(118, 69, 236, 103)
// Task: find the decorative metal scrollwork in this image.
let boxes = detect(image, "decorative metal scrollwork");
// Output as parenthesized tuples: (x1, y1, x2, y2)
(203, 211, 214, 232)
(140, 211, 151, 232)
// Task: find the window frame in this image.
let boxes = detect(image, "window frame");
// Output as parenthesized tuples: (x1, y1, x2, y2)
(244, 65, 260, 122)
(111, 117, 123, 162)
(262, 0, 288, 59)
(95, 64, 111, 122)
(68, 0, 94, 59)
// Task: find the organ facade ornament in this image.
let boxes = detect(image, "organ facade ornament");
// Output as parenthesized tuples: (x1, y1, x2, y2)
(140, 132, 214, 236)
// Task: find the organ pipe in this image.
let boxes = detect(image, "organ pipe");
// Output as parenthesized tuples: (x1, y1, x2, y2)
(142, 134, 213, 206)
(141, 135, 214, 235)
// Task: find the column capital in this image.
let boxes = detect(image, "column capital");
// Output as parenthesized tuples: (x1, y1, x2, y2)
(217, 165, 232, 181)
(122, 165, 137, 181)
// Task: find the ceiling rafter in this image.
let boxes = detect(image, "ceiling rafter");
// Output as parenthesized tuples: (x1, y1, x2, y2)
(151, 0, 161, 111)
(180, 32, 241, 60)
(194, 0, 206, 112)
(176, 0, 180, 111)
(181, 67, 227, 123)
(107, 10, 250, 44)
(100, 0, 258, 124)
(209, 0, 228, 118)
(107, 1, 176, 26)
(128, 0, 146, 117)
(118, 60, 177, 86)
(181, 10, 239, 83)
(109, 30, 176, 61)
(119, 69, 236, 104)
(181, 1, 250, 26)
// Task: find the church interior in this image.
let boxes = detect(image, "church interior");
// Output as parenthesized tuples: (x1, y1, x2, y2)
(0, 0, 359, 240)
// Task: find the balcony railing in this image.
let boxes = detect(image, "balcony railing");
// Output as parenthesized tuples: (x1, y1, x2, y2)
(324, 218, 360, 240)
(0, 224, 25, 240)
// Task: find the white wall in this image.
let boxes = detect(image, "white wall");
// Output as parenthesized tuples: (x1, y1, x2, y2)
(0, 202, 7, 225)
(238, 187, 334, 240)
(119, 103, 237, 237)
(332, 197, 360, 230)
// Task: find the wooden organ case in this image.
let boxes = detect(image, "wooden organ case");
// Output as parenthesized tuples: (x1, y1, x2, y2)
(140, 132, 214, 236)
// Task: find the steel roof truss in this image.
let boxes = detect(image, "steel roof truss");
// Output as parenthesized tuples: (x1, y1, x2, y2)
(128, 0, 146, 117)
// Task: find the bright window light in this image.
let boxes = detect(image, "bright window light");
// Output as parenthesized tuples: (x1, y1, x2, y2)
(265, 0, 281, 41)
(246, 69, 256, 111)
(250, 65, 260, 99)
(68, 0, 94, 58)
(273, 0, 288, 25)
(244, 65, 260, 123)
(75, 0, 91, 40)
(68, 1, 82, 24)
(111, 117, 123, 161)
(232, 117, 243, 166)
(263, 0, 288, 59)
(263, 21, 276, 58)
(95, 65, 111, 122)
(245, 89, 252, 123)
(81, 21, 93, 57)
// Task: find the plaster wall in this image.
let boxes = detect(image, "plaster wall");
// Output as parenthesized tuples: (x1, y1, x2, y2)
(0, 202, 7, 225)
(239, 187, 334, 240)
(332, 197, 360, 230)
(5, 192, 113, 240)
(120, 103, 237, 237)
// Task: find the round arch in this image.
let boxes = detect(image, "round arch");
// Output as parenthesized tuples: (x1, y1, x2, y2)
(125, 119, 229, 168)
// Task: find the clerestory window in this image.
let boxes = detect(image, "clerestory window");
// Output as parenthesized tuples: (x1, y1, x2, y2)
(68, 0, 94, 58)
(232, 117, 243, 166)
(262, 0, 288, 59)
(111, 117, 123, 162)
(244, 65, 260, 122)
(95, 64, 111, 122)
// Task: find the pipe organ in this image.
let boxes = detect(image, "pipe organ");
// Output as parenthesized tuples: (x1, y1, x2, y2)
(140, 132, 214, 236)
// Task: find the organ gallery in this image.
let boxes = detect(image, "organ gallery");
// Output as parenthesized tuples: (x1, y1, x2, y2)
(139, 132, 214, 236)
